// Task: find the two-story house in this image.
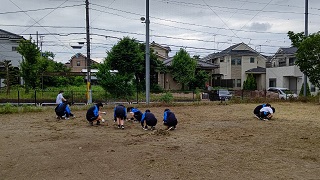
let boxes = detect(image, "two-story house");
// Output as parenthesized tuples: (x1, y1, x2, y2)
(0, 29, 24, 87)
(65, 53, 99, 83)
(267, 47, 318, 94)
(152, 42, 217, 90)
(201, 43, 267, 90)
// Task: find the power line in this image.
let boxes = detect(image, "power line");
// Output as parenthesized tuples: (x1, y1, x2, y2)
(0, 3, 84, 15)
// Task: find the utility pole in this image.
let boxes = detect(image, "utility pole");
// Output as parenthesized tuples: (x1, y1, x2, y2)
(86, 0, 92, 104)
(145, 0, 150, 105)
(304, 0, 308, 96)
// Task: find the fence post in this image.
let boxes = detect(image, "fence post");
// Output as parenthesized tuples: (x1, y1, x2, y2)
(71, 90, 74, 103)
(241, 89, 244, 100)
(34, 90, 37, 106)
(18, 90, 20, 106)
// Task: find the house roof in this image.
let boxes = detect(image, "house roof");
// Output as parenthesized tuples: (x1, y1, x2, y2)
(69, 53, 98, 64)
(201, 42, 262, 62)
(150, 41, 171, 52)
(277, 47, 297, 55)
(163, 57, 218, 69)
(0, 29, 24, 40)
(245, 66, 266, 74)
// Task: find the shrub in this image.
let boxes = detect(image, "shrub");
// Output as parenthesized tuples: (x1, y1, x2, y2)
(159, 92, 174, 104)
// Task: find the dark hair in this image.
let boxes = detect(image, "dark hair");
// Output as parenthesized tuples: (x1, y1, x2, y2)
(127, 107, 133, 112)
(96, 102, 103, 107)
(266, 103, 271, 107)
(164, 108, 170, 112)
(271, 107, 275, 113)
(59, 90, 64, 94)
(145, 109, 151, 113)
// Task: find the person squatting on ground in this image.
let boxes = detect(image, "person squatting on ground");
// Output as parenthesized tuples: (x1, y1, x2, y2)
(114, 104, 127, 129)
(56, 90, 66, 104)
(253, 103, 275, 120)
(140, 109, 157, 130)
(86, 102, 106, 126)
(55, 101, 74, 119)
(259, 104, 274, 121)
(127, 107, 143, 122)
(163, 109, 178, 131)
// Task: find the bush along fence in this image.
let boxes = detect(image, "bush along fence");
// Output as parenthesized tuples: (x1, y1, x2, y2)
(0, 89, 206, 105)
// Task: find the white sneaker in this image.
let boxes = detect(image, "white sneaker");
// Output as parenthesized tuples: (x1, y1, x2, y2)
(102, 119, 105, 123)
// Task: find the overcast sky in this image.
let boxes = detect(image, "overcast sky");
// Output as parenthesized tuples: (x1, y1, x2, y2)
(1, 0, 319, 63)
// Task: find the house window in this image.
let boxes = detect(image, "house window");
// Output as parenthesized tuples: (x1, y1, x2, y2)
(279, 61, 286, 67)
(231, 58, 241, 65)
(76, 61, 80, 66)
(310, 84, 315, 92)
(237, 79, 241, 87)
(12, 46, 18, 51)
(250, 57, 255, 63)
(289, 58, 295, 66)
(269, 78, 276, 87)
(220, 59, 224, 62)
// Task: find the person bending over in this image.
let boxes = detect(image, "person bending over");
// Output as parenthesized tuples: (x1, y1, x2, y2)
(86, 102, 106, 126)
(141, 109, 157, 130)
(163, 109, 178, 131)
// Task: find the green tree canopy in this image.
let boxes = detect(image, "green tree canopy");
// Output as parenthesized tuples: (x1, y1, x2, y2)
(288, 31, 320, 88)
(17, 39, 41, 91)
(171, 48, 197, 90)
(243, 74, 257, 90)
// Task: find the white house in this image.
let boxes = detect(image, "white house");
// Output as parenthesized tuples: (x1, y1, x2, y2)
(0, 29, 24, 87)
(267, 47, 319, 95)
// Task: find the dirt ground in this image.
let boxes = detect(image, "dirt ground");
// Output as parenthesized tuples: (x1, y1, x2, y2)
(1, 102, 320, 180)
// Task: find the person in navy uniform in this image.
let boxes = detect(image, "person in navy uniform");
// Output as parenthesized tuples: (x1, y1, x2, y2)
(163, 109, 178, 131)
(86, 102, 106, 126)
(55, 101, 74, 119)
(114, 104, 127, 129)
(253, 103, 275, 120)
(127, 107, 143, 122)
(140, 109, 157, 130)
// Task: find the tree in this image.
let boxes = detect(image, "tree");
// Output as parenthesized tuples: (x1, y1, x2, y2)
(299, 83, 311, 97)
(0, 60, 19, 94)
(243, 74, 257, 90)
(17, 39, 41, 92)
(96, 63, 134, 100)
(189, 70, 209, 90)
(288, 31, 320, 89)
(171, 48, 197, 90)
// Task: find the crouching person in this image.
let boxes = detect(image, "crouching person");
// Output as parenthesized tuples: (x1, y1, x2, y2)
(86, 102, 105, 126)
(163, 109, 178, 130)
(141, 109, 157, 130)
(55, 101, 74, 119)
(259, 104, 274, 121)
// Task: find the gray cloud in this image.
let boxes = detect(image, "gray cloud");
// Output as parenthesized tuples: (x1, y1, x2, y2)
(244, 22, 272, 31)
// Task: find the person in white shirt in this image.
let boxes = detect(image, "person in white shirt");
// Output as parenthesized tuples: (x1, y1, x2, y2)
(259, 104, 274, 121)
(56, 90, 66, 104)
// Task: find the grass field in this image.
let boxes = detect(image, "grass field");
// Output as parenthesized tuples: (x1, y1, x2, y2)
(1, 102, 320, 180)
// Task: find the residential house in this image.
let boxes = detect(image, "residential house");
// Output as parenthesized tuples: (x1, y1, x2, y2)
(0, 29, 24, 87)
(150, 41, 171, 61)
(152, 42, 218, 90)
(201, 43, 267, 90)
(159, 57, 218, 90)
(66, 53, 99, 82)
(267, 47, 318, 94)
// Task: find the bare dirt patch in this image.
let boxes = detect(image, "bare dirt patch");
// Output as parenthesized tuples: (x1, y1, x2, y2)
(1, 102, 320, 180)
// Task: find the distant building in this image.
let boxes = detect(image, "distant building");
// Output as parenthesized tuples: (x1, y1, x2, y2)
(201, 43, 267, 90)
(0, 29, 24, 87)
(267, 47, 319, 94)
(66, 53, 98, 72)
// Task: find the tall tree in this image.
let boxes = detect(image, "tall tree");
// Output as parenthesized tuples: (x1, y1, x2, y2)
(189, 70, 209, 90)
(96, 63, 134, 100)
(288, 31, 320, 89)
(171, 48, 197, 90)
(0, 60, 19, 94)
(17, 39, 41, 91)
